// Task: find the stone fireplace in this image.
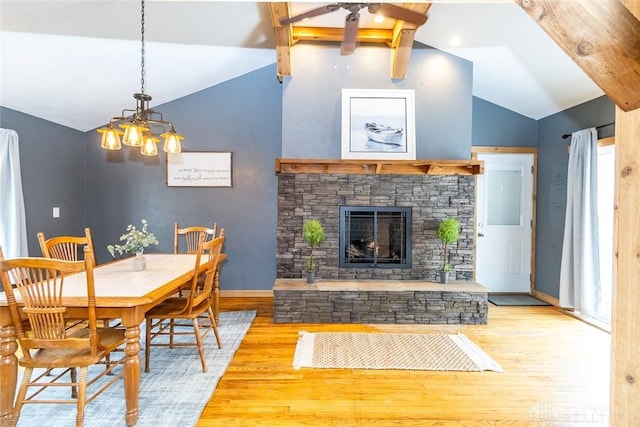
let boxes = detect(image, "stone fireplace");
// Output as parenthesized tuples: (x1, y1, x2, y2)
(276, 170, 476, 281)
(273, 159, 486, 325)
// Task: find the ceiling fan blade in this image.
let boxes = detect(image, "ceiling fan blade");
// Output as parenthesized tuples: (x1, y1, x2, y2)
(280, 4, 341, 25)
(369, 3, 427, 26)
(340, 12, 360, 56)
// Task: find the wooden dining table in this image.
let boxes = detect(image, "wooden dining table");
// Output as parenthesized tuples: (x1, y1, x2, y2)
(0, 253, 206, 427)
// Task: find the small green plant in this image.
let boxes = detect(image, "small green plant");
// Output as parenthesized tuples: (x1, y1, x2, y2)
(107, 219, 159, 257)
(437, 217, 460, 271)
(302, 219, 325, 271)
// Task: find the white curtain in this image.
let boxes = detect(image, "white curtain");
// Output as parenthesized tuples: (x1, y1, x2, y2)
(559, 127, 600, 316)
(0, 128, 28, 258)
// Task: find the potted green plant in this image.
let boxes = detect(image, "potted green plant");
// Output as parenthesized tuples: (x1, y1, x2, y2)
(437, 217, 460, 284)
(302, 219, 325, 284)
(107, 219, 159, 271)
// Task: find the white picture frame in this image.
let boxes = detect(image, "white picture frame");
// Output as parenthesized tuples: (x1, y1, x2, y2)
(166, 151, 232, 187)
(341, 89, 416, 160)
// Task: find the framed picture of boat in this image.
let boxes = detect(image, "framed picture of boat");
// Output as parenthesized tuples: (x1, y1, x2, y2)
(341, 89, 416, 160)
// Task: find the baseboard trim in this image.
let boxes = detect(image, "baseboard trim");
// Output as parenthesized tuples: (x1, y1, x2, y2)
(220, 290, 274, 297)
(531, 290, 559, 306)
(560, 309, 611, 333)
(220, 289, 562, 305)
(531, 290, 610, 332)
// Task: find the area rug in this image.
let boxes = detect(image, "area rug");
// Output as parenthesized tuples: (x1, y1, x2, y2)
(488, 294, 550, 306)
(15, 310, 256, 427)
(293, 331, 503, 372)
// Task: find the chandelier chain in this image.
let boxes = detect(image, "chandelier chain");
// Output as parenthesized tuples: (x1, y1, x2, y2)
(140, 0, 146, 94)
(98, 0, 183, 156)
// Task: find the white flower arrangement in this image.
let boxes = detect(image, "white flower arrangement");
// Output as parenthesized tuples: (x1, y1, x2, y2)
(107, 219, 159, 257)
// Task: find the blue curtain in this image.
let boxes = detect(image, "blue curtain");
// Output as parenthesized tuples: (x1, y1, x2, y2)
(559, 127, 600, 316)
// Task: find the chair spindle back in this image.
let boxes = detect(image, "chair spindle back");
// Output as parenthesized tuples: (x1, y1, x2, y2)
(174, 222, 217, 254)
(37, 227, 96, 265)
(0, 247, 99, 356)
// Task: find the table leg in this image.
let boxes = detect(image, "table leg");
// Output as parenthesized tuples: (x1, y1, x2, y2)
(123, 324, 141, 426)
(0, 319, 17, 427)
(213, 269, 221, 325)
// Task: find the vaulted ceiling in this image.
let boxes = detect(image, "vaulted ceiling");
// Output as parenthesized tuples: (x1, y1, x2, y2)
(0, 1, 612, 132)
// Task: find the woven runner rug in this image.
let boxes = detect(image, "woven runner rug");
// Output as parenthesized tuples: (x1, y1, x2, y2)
(293, 331, 503, 372)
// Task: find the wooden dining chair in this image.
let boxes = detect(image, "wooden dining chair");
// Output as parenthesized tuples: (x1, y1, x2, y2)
(38, 227, 113, 327)
(211, 228, 227, 326)
(0, 247, 126, 427)
(145, 232, 224, 373)
(37, 227, 96, 265)
(174, 222, 217, 297)
(0, 247, 33, 336)
(174, 222, 217, 254)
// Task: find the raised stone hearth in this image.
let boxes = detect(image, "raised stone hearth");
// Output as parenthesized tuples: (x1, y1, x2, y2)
(273, 279, 488, 325)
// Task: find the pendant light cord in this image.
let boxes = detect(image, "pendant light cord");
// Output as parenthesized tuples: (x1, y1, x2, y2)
(140, 0, 146, 95)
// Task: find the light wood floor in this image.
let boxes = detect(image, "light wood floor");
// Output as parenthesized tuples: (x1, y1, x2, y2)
(197, 298, 610, 426)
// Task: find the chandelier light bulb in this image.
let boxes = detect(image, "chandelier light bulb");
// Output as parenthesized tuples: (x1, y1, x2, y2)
(140, 133, 159, 156)
(162, 131, 184, 154)
(98, 126, 123, 150)
(121, 124, 148, 147)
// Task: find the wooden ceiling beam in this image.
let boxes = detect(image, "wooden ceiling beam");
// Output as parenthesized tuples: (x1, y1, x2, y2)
(271, 2, 430, 80)
(391, 3, 432, 79)
(269, 2, 292, 82)
(391, 29, 418, 79)
(516, 0, 640, 112)
(292, 27, 393, 44)
(609, 2, 640, 425)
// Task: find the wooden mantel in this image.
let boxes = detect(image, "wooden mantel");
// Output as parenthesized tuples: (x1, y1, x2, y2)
(275, 158, 484, 176)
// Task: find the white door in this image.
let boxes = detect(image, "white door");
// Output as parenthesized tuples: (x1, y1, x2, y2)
(476, 153, 534, 293)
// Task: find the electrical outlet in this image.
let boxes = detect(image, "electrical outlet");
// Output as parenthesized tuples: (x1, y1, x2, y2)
(53, 207, 60, 218)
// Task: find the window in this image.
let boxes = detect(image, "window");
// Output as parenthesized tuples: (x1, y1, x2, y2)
(595, 143, 614, 324)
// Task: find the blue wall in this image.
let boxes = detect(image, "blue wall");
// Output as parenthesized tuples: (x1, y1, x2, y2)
(1, 43, 615, 295)
(84, 64, 282, 291)
(534, 95, 614, 297)
(0, 107, 86, 256)
(471, 94, 614, 298)
(2, 65, 282, 291)
(472, 97, 538, 147)
(282, 43, 473, 159)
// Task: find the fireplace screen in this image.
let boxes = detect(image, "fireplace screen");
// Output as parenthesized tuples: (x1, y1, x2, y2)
(339, 206, 412, 268)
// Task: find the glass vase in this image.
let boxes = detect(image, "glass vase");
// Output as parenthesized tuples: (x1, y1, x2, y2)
(133, 252, 146, 271)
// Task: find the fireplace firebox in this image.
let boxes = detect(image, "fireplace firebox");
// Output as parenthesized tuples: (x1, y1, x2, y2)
(339, 206, 411, 268)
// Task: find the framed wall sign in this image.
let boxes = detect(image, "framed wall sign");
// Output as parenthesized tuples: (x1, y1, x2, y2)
(166, 151, 232, 187)
(341, 89, 416, 160)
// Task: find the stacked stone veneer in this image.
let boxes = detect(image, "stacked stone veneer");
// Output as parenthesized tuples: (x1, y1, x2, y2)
(276, 173, 475, 281)
(273, 280, 488, 325)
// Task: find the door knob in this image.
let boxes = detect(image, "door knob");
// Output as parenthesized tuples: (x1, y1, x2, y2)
(478, 233, 484, 237)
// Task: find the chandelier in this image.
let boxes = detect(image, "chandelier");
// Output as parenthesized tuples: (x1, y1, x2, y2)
(97, 0, 183, 156)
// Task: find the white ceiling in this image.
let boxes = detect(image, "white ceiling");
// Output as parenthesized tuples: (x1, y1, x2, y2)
(0, 1, 604, 132)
